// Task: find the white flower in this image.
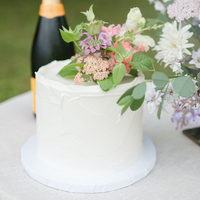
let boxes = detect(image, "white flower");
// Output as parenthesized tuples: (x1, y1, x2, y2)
(154, 1, 166, 14)
(81, 5, 95, 21)
(148, 0, 155, 3)
(169, 61, 183, 74)
(126, 7, 142, 31)
(138, 17, 146, 27)
(145, 85, 163, 114)
(154, 21, 194, 67)
(189, 48, 200, 68)
(133, 35, 155, 51)
(165, 82, 180, 105)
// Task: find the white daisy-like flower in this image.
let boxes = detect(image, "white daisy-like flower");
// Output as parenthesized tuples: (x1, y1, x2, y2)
(153, 21, 194, 68)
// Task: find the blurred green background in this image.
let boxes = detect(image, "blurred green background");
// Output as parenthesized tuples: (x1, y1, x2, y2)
(0, 0, 160, 103)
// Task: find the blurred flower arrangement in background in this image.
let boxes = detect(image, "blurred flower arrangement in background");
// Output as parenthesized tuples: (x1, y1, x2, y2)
(146, 0, 200, 128)
(59, 1, 200, 129)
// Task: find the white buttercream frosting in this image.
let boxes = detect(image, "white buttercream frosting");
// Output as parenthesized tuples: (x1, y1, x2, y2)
(36, 60, 144, 177)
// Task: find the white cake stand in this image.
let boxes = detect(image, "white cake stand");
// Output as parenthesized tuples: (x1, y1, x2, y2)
(21, 134, 156, 193)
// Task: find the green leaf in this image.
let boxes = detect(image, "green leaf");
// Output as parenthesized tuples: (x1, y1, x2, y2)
(129, 52, 154, 72)
(58, 60, 83, 77)
(116, 42, 126, 55)
(164, 1, 173, 7)
(129, 69, 138, 77)
(124, 49, 134, 60)
(118, 95, 133, 106)
(58, 66, 78, 77)
(114, 52, 123, 63)
(97, 74, 113, 92)
(132, 82, 146, 100)
(82, 23, 93, 35)
(181, 65, 200, 77)
(60, 29, 79, 43)
(157, 84, 169, 120)
(113, 63, 126, 88)
(106, 46, 119, 54)
(152, 72, 169, 90)
(173, 76, 195, 98)
(117, 86, 135, 103)
(157, 13, 168, 23)
(121, 99, 134, 115)
(130, 96, 145, 111)
(146, 18, 160, 27)
(197, 72, 200, 87)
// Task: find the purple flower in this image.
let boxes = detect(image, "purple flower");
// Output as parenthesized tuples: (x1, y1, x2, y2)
(79, 32, 113, 56)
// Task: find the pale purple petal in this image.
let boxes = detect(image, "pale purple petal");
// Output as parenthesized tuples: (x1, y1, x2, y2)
(95, 45, 100, 50)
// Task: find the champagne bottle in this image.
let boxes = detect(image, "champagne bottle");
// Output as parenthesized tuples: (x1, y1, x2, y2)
(31, 0, 75, 115)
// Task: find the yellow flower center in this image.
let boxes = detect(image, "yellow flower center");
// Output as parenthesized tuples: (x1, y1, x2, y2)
(173, 44, 177, 48)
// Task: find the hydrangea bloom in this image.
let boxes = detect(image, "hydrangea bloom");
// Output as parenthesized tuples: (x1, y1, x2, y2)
(167, 0, 200, 22)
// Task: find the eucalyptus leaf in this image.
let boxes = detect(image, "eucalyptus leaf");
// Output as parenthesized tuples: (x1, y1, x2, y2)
(164, 1, 173, 7)
(130, 96, 145, 111)
(117, 86, 135, 103)
(118, 95, 133, 106)
(197, 72, 200, 87)
(152, 72, 169, 90)
(129, 52, 154, 72)
(181, 65, 200, 77)
(132, 82, 146, 100)
(157, 84, 169, 120)
(158, 13, 168, 23)
(146, 18, 160, 27)
(113, 63, 126, 88)
(129, 69, 138, 77)
(121, 99, 133, 115)
(173, 76, 195, 98)
(97, 74, 113, 92)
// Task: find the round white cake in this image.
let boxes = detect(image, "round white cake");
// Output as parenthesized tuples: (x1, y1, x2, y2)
(35, 59, 144, 177)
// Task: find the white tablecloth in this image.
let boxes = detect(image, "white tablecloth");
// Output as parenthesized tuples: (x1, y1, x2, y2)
(0, 91, 200, 200)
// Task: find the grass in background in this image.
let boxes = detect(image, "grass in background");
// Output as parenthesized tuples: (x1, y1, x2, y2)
(0, 0, 163, 103)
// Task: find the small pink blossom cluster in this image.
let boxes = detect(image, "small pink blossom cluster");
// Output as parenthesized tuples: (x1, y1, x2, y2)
(101, 24, 126, 41)
(74, 55, 114, 85)
(74, 72, 84, 85)
(167, 0, 200, 22)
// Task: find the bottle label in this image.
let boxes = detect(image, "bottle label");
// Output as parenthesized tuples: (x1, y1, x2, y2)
(30, 77, 36, 114)
(39, 4, 65, 19)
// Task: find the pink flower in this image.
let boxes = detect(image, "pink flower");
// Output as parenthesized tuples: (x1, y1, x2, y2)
(111, 41, 136, 73)
(82, 55, 112, 80)
(117, 24, 126, 36)
(74, 73, 84, 85)
(101, 25, 120, 40)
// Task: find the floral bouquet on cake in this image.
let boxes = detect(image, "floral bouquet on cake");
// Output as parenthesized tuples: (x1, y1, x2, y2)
(59, 1, 200, 129)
